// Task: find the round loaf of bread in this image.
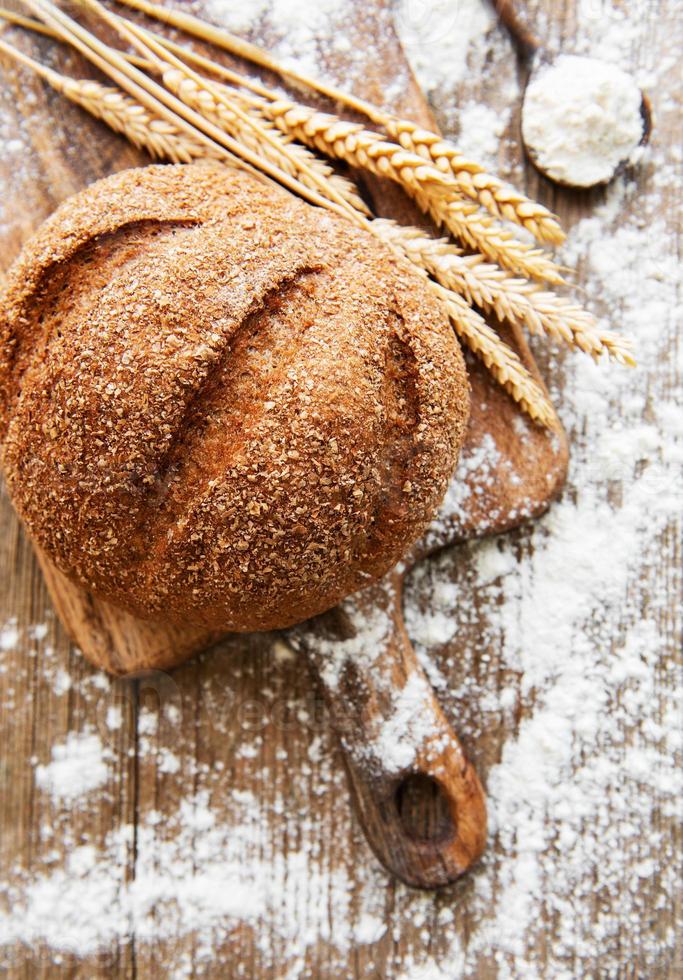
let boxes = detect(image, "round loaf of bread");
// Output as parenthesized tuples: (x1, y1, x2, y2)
(0, 163, 469, 630)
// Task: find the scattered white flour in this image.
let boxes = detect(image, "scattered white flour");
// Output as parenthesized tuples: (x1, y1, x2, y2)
(0, 788, 388, 963)
(52, 668, 72, 696)
(296, 597, 394, 693)
(157, 748, 182, 774)
(572, 0, 643, 67)
(200, 0, 270, 35)
(196, 0, 364, 86)
(369, 672, 439, 771)
(522, 54, 645, 187)
(396, 0, 494, 95)
(105, 705, 123, 731)
(354, 912, 387, 945)
(34, 732, 110, 803)
(0, 619, 19, 651)
(456, 102, 510, 170)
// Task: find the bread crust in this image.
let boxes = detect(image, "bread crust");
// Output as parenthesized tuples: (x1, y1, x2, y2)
(0, 163, 469, 630)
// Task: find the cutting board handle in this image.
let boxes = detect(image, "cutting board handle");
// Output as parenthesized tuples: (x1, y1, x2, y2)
(39, 547, 487, 887)
(297, 569, 487, 889)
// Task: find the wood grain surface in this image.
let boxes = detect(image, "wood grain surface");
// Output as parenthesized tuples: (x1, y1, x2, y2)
(1, 0, 681, 977)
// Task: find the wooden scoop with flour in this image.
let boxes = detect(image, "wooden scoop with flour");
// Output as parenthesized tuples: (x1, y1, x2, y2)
(493, 0, 652, 188)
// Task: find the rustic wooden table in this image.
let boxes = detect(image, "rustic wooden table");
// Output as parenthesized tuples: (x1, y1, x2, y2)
(0, 1, 681, 977)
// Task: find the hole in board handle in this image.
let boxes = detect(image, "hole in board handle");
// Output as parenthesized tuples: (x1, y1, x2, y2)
(395, 773, 455, 844)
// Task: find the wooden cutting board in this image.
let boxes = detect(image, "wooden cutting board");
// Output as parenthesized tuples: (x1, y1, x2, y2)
(1, 0, 568, 888)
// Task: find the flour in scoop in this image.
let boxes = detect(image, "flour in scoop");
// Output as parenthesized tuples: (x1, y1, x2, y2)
(521, 54, 644, 187)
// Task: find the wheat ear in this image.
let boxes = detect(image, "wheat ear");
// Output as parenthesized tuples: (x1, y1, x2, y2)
(258, 99, 563, 284)
(163, 69, 369, 215)
(412, 189, 564, 285)
(432, 284, 559, 430)
(382, 118, 565, 245)
(217, 83, 370, 217)
(58, 75, 223, 163)
(376, 221, 635, 364)
(0, 39, 214, 163)
(241, 109, 370, 216)
(249, 99, 468, 199)
(367, 217, 559, 425)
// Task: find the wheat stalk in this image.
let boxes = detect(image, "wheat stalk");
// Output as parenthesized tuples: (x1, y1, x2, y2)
(61, 75, 223, 163)
(0, 6, 153, 69)
(375, 221, 635, 364)
(246, 112, 370, 216)
(115, 0, 565, 246)
(218, 85, 370, 217)
(159, 68, 369, 216)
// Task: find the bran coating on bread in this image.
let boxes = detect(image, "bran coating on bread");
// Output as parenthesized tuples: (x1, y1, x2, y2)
(0, 163, 469, 630)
